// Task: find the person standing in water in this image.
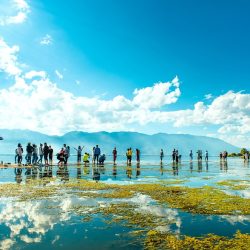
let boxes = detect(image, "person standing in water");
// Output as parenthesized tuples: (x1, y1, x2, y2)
(17, 143, 23, 164)
(15, 147, 18, 164)
(136, 148, 140, 163)
(43, 143, 49, 166)
(38, 143, 44, 164)
(126, 148, 133, 164)
(32, 144, 38, 165)
(49, 146, 53, 165)
(112, 147, 117, 164)
(92, 147, 95, 163)
(172, 149, 176, 163)
(189, 150, 193, 161)
(160, 149, 164, 163)
(205, 150, 208, 161)
(74, 146, 84, 163)
(94, 145, 101, 164)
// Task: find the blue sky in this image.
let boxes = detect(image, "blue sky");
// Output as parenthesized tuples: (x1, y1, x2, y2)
(0, 0, 250, 147)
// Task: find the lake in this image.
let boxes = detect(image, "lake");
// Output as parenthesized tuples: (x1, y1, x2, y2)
(0, 156, 250, 249)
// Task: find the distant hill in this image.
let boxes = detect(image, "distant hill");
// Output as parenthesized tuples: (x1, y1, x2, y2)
(0, 129, 239, 156)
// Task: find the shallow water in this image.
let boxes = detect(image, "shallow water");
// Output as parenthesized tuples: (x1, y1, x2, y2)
(0, 157, 250, 249)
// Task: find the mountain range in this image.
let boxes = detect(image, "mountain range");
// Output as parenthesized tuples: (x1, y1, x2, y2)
(0, 129, 239, 156)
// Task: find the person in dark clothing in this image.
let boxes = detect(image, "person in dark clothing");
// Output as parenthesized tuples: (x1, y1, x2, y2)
(74, 146, 84, 162)
(43, 143, 49, 165)
(94, 145, 101, 164)
(172, 149, 176, 162)
(113, 147, 117, 164)
(49, 146, 53, 165)
(136, 148, 140, 163)
(26, 143, 34, 164)
(98, 154, 106, 164)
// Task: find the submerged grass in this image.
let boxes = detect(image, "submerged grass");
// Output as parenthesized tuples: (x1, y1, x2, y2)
(1, 179, 250, 249)
(217, 179, 250, 190)
(145, 230, 250, 250)
(1, 179, 250, 214)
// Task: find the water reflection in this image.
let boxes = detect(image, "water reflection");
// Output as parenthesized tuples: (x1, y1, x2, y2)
(189, 162, 193, 173)
(126, 165, 132, 179)
(56, 166, 69, 181)
(220, 160, 228, 172)
(14, 168, 22, 183)
(93, 167, 100, 182)
(172, 162, 179, 176)
(112, 164, 117, 179)
(198, 161, 202, 172)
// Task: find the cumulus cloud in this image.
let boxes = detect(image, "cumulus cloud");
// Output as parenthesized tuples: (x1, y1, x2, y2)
(1, 28, 250, 147)
(132, 76, 180, 109)
(0, 0, 30, 26)
(40, 34, 53, 46)
(25, 70, 47, 79)
(0, 37, 21, 76)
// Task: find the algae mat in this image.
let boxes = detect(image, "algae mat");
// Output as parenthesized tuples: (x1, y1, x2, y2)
(1, 178, 250, 249)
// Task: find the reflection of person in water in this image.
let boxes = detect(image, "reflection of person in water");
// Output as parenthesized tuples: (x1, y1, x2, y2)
(160, 162, 163, 175)
(206, 161, 208, 171)
(31, 166, 38, 179)
(126, 166, 132, 179)
(136, 163, 140, 178)
(198, 160, 202, 172)
(77, 162, 81, 179)
(220, 160, 228, 172)
(25, 167, 32, 183)
(57, 166, 69, 181)
(112, 164, 117, 179)
(92, 167, 100, 182)
(172, 162, 178, 176)
(84, 165, 90, 175)
(14, 168, 22, 183)
(190, 162, 193, 173)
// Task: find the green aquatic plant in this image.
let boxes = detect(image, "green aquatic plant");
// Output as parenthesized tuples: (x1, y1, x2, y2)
(217, 180, 250, 190)
(1, 179, 250, 249)
(1, 179, 250, 214)
(144, 230, 250, 250)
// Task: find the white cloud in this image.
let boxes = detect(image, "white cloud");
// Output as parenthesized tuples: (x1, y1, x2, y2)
(55, 70, 63, 79)
(40, 34, 53, 46)
(0, 0, 30, 26)
(132, 76, 181, 109)
(1, 32, 250, 147)
(25, 70, 47, 79)
(0, 37, 21, 76)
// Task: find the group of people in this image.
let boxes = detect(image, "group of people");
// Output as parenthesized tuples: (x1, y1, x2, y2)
(159, 149, 209, 163)
(15, 143, 53, 165)
(67, 145, 106, 165)
(244, 152, 250, 161)
(14, 142, 232, 166)
(219, 151, 228, 161)
(125, 148, 140, 165)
